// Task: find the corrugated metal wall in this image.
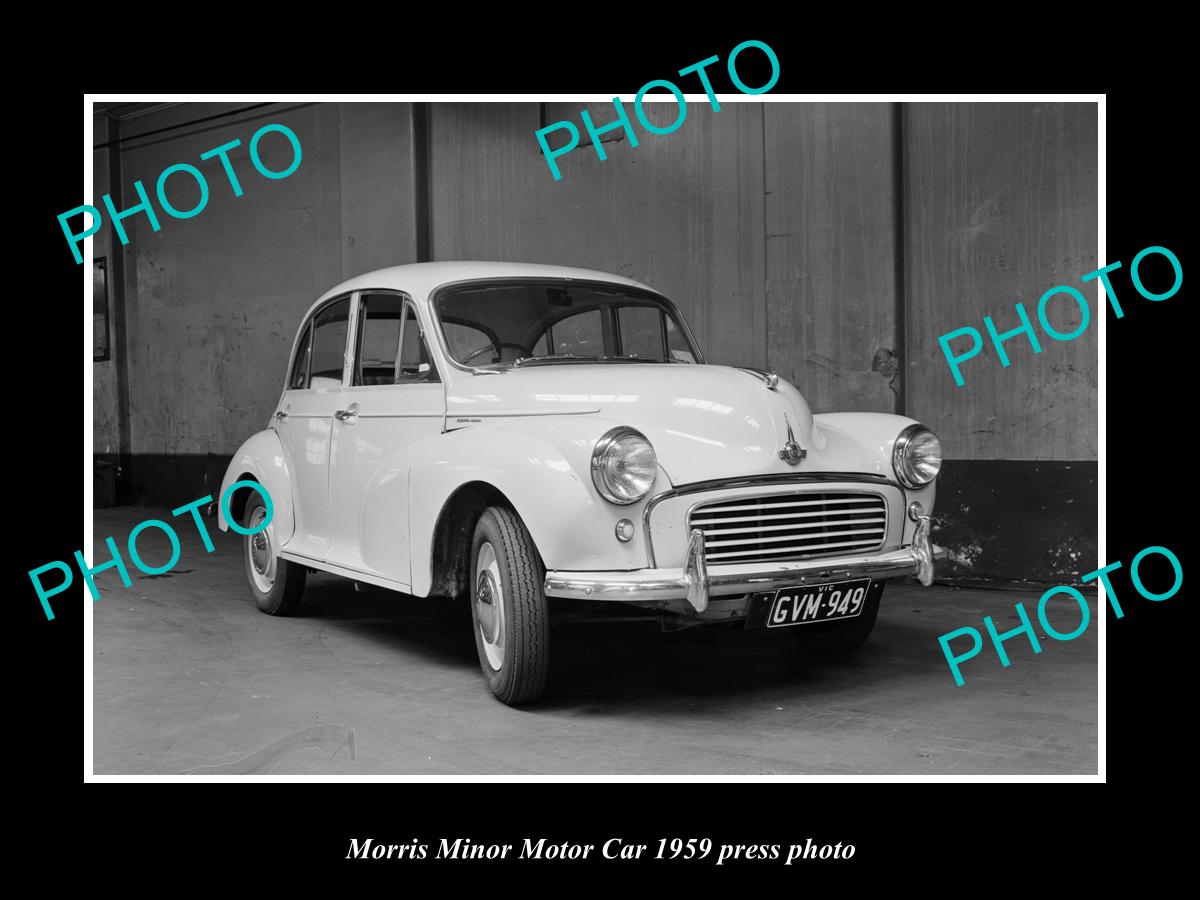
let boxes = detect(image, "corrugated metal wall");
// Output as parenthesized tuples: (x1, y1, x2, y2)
(763, 103, 898, 415)
(93, 103, 420, 468)
(904, 103, 1098, 460)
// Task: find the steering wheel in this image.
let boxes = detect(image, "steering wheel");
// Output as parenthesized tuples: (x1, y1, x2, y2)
(462, 342, 528, 365)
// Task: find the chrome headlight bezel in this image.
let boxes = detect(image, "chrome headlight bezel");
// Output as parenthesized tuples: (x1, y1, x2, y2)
(893, 424, 942, 489)
(590, 427, 657, 505)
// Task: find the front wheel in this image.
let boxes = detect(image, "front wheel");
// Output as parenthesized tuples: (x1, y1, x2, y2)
(469, 506, 549, 705)
(243, 500, 307, 616)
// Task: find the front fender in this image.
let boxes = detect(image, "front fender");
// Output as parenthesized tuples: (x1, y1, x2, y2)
(814, 412, 939, 542)
(217, 428, 296, 545)
(408, 416, 666, 597)
(812, 412, 924, 473)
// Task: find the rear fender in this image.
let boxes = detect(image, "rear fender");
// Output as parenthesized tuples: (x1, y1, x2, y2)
(217, 428, 296, 545)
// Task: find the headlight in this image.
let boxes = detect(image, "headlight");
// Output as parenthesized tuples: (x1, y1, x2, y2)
(893, 424, 942, 488)
(591, 427, 657, 505)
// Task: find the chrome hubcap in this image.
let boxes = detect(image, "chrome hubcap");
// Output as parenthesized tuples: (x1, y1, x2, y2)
(477, 574, 497, 641)
(246, 507, 276, 592)
(475, 542, 505, 670)
(251, 533, 270, 573)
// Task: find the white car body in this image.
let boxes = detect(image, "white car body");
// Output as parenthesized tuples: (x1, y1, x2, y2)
(218, 262, 944, 690)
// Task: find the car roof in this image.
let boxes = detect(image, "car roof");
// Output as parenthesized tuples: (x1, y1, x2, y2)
(313, 261, 657, 306)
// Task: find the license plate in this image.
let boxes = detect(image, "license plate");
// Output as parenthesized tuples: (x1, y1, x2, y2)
(765, 579, 872, 628)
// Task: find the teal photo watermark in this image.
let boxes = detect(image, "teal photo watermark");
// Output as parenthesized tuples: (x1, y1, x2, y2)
(938, 245, 1183, 387)
(534, 39, 780, 182)
(30, 480, 272, 621)
(59, 122, 303, 265)
(936, 544, 1182, 686)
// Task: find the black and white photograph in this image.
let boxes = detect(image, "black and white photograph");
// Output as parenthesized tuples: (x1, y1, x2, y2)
(75, 94, 1107, 778)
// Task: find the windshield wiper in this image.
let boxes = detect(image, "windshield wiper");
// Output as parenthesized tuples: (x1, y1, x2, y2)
(519, 355, 678, 367)
(512, 354, 605, 367)
(513, 354, 679, 367)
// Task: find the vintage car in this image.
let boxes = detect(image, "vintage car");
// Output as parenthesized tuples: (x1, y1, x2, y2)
(217, 262, 946, 705)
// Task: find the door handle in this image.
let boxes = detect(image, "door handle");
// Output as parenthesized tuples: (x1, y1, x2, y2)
(335, 403, 359, 423)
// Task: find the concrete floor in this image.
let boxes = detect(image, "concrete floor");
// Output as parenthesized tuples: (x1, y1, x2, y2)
(92, 506, 1098, 775)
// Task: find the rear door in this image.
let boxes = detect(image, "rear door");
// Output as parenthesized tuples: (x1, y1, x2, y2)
(273, 294, 352, 561)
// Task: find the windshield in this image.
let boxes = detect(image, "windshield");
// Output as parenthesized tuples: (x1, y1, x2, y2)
(434, 280, 702, 368)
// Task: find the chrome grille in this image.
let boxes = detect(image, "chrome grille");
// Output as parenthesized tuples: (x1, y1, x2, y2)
(688, 492, 887, 564)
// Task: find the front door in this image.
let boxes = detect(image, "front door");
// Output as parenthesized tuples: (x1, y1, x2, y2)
(326, 293, 445, 585)
(273, 295, 352, 561)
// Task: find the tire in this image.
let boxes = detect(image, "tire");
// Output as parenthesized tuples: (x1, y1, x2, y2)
(469, 506, 549, 705)
(243, 499, 306, 616)
(788, 591, 881, 657)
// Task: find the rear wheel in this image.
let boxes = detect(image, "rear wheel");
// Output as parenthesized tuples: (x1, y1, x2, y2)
(788, 592, 881, 657)
(469, 506, 548, 705)
(243, 501, 306, 616)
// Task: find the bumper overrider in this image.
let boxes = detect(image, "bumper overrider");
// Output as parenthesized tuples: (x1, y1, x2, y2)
(544, 515, 946, 615)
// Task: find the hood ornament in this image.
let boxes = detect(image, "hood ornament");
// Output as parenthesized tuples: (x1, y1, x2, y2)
(736, 368, 779, 390)
(779, 415, 807, 466)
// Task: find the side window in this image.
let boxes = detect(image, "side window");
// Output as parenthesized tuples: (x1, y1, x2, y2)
(309, 297, 351, 388)
(354, 293, 405, 386)
(288, 322, 312, 390)
(666, 316, 697, 364)
(396, 304, 441, 384)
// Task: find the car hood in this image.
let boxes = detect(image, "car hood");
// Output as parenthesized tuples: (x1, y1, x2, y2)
(445, 364, 882, 485)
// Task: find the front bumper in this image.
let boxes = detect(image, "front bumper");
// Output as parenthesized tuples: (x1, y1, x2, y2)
(544, 515, 946, 614)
